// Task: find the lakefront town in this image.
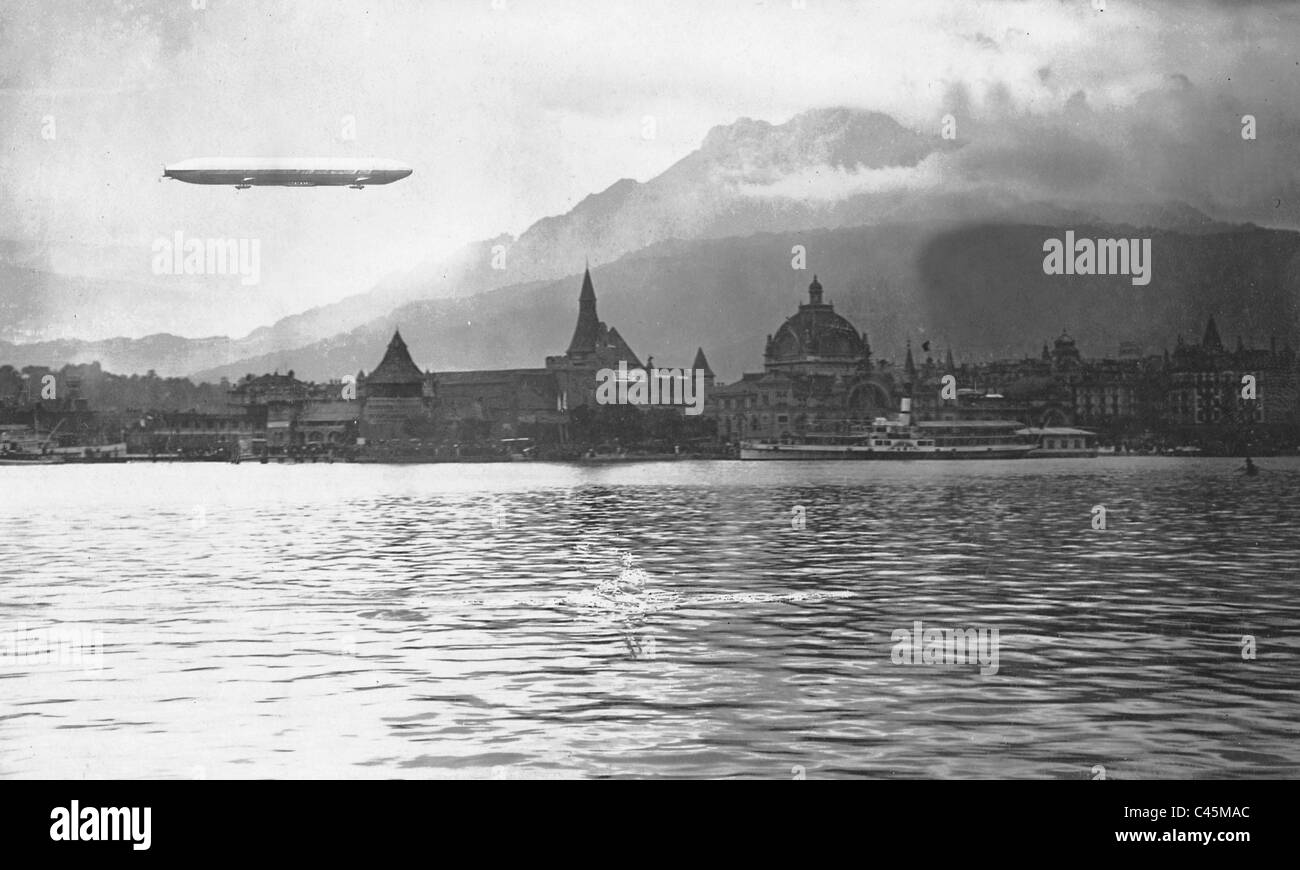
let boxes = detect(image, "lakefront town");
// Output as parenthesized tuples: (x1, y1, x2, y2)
(3, 266, 1295, 464)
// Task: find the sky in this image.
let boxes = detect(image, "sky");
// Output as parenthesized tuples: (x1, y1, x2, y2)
(3, 0, 1299, 340)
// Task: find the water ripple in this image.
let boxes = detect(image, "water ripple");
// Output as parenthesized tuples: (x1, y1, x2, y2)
(0, 457, 1297, 779)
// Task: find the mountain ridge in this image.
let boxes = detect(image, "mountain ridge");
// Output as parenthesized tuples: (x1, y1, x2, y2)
(2, 105, 1250, 377)
(187, 220, 1300, 386)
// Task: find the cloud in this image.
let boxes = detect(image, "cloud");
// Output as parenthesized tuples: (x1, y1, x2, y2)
(3, 0, 1300, 340)
(732, 152, 951, 201)
(731, 64, 1300, 229)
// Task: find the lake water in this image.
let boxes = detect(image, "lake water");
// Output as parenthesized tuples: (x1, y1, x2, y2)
(1, 458, 1297, 779)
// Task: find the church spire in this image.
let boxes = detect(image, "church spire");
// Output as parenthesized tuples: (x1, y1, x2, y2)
(567, 265, 601, 356)
(904, 339, 917, 377)
(1202, 316, 1222, 350)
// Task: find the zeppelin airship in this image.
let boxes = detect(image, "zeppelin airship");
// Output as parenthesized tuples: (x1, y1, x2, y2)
(162, 157, 413, 189)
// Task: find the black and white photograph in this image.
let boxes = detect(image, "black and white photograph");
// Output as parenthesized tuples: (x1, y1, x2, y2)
(0, 0, 1294, 840)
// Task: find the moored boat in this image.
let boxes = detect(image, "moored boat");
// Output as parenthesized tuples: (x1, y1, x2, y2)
(740, 398, 1036, 460)
(0, 453, 65, 465)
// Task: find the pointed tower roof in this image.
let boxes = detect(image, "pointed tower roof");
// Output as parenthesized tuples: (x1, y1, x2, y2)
(566, 266, 601, 356)
(1202, 316, 1222, 350)
(904, 340, 917, 377)
(692, 347, 714, 377)
(945, 347, 956, 371)
(367, 329, 425, 384)
(605, 326, 644, 369)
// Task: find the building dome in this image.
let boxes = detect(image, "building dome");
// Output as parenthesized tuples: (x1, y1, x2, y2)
(1051, 329, 1082, 371)
(764, 276, 868, 374)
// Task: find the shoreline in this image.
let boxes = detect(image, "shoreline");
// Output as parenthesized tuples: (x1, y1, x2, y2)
(3, 452, 1292, 467)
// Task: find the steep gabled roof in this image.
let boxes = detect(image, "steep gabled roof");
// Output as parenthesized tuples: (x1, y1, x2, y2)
(605, 327, 644, 369)
(367, 330, 425, 385)
(692, 346, 714, 377)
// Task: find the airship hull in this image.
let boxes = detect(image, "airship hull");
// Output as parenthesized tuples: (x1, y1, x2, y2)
(163, 158, 412, 188)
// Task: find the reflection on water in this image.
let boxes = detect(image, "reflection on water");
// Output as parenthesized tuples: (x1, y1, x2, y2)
(0, 458, 1297, 779)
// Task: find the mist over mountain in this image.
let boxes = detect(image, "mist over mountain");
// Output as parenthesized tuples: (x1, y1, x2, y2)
(2, 104, 1277, 378)
(10, 108, 962, 349)
(187, 221, 1300, 386)
(375, 104, 1223, 305)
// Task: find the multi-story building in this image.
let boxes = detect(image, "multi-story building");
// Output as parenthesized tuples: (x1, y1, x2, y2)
(356, 330, 433, 441)
(1165, 318, 1298, 441)
(543, 265, 644, 410)
(226, 370, 360, 454)
(354, 266, 703, 447)
(710, 276, 901, 441)
(126, 410, 260, 457)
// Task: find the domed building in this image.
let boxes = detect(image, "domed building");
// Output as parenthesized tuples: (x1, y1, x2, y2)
(1049, 330, 1083, 374)
(710, 276, 899, 442)
(763, 275, 871, 378)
